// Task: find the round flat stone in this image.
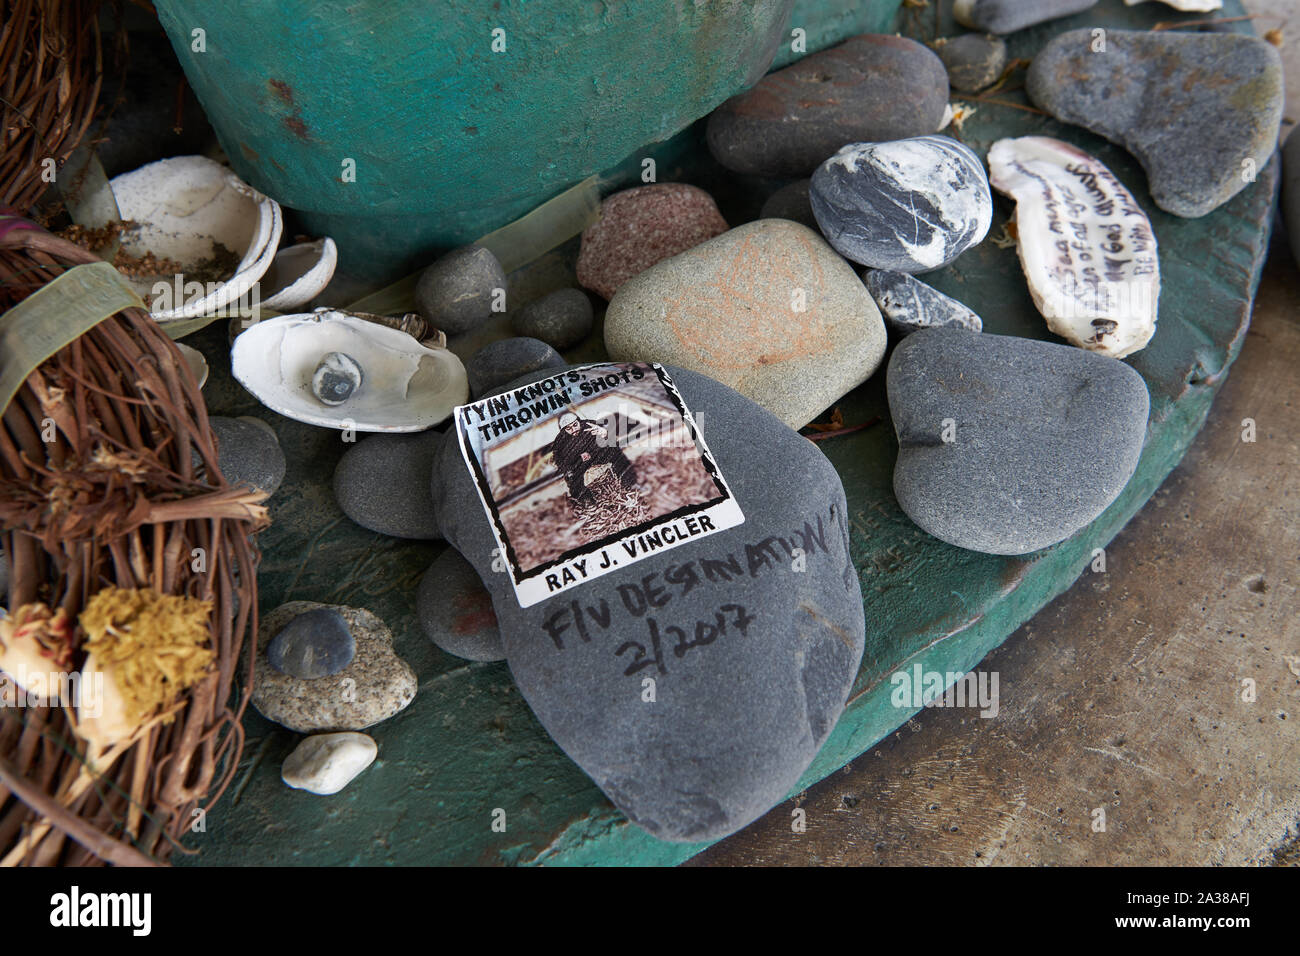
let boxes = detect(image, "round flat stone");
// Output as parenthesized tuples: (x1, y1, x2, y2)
(604, 219, 887, 429)
(267, 606, 356, 679)
(208, 416, 285, 497)
(510, 288, 594, 350)
(706, 34, 949, 178)
(1027, 28, 1283, 218)
(333, 431, 443, 539)
(417, 548, 504, 663)
(414, 245, 507, 336)
(576, 184, 728, 300)
(887, 326, 1149, 555)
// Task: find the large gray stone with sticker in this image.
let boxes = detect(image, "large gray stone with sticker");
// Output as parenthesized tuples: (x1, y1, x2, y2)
(431, 365, 865, 842)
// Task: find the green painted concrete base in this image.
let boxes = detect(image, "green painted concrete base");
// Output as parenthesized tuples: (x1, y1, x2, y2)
(177, 0, 1277, 865)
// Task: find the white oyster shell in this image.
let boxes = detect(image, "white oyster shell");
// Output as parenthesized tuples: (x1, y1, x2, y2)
(111, 155, 282, 322)
(1124, 0, 1222, 12)
(231, 309, 468, 432)
(988, 136, 1159, 359)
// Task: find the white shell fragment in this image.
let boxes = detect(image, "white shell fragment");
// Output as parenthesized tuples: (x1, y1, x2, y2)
(111, 155, 282, 322)
(987, 136, 1159, 359)
(281, 732, 378, 795)
(260, 237, 339, 311)
(1124, 0, 1222, 12)
(231, 309, 469, 432)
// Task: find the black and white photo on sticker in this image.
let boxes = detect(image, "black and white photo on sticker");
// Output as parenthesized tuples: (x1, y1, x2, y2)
(454, 361, 744, 608)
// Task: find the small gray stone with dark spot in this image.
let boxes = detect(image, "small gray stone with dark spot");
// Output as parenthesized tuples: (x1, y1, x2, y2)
(417, 548, 505, 662)
(1027, 29, 1284, 219)
(510, 289, 594, 350)
(433, 364, 865, 842)
(333, 431, 443, 539)
(888, 326, 1149, 555)
(414, 245, 507, 336)
(863, 270, 982, 336)
(759, 180, 818, 230)
(208, 416, 285, 497)
(267, 606, 356, 679)
(936, 34, 1007, 92)
(954, 0, 1097, 34)
(252, 602, 417, 732)
(466, 337, 565, 399)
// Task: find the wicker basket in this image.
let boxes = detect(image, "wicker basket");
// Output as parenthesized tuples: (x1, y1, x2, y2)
(0, 218, 268, 865)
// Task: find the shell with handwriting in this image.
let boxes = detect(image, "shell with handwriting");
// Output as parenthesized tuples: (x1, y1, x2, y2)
(987, 136, 1159, 359)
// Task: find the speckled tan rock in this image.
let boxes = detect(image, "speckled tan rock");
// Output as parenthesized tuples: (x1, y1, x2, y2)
(252, 602, 416, 732)
(603, 219, 886, 429)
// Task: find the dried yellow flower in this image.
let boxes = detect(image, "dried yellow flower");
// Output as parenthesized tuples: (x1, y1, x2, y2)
(79, 586, 214, 726)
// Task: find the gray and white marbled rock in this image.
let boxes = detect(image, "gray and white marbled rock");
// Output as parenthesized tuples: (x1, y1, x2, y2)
(267, 606, 356, 679)
(863, 270, 982, 336)
(1285, 130, 1300, 272)
(706, 34, 949, 178)
(208, 416, 285, 497)
(1027, 29, 1283, 219)
(333, 431, 442, 539)
(810, 136, 992, 273)
(760, 180, 818, 231)
(417, 548, 504, 663)
(466, 337, 566, 399)
(510, 288, 594, 350)
(936, 33, 1007, 92)
(413, 245, 507, 336)
(955, 0, 1098, 34)
(281, 732, 378, 795)
(252, 602, 417, 733)
(988, 136, 1159, 359)
(433, 365, 865, 842)
(888, 326, 1149, 555)
(604, 219, 886, 429)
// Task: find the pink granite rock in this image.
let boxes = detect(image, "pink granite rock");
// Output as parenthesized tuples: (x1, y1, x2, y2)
(576, 183, 728, 299)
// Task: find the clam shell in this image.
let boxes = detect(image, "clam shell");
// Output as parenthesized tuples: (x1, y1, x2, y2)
(988, 136, 1159, 359)
(231, 309, 468, 432)
(111, 155, 282, 321)
(260, 237, 339, 311)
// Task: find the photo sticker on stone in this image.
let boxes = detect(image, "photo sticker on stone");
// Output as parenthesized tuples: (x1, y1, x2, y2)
(454, 362, 744, 608)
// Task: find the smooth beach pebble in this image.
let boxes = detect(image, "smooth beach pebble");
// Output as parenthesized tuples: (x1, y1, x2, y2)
(417, 548, 505, 663)
(935, 34, 1007, 92)
(887, 326, 1149, 555)
(432, 364, 865, 842)
(863, 270, 982, 336)
(1027, 29, 1283, 218)
(604, 219, 886, 429)
(954, 0, 1098, 34)
(267, 606, 356, 679)
(810, 135, 992, 273)
(208, 416, 285, 497)
(333, 431, 444, 539)
(466, 337, 565, 399)
(281, 732, 378, 795)
(413, 245, 507, 336)
(576, 183, 728, 300)
(510, 288, 594, 349)
(706, 34, 950, 178)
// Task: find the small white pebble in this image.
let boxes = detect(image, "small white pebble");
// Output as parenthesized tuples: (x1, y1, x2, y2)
(282, 732, 377, 795)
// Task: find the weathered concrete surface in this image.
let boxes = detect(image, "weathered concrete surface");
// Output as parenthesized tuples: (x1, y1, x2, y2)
(693, 241, 1300, 866)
